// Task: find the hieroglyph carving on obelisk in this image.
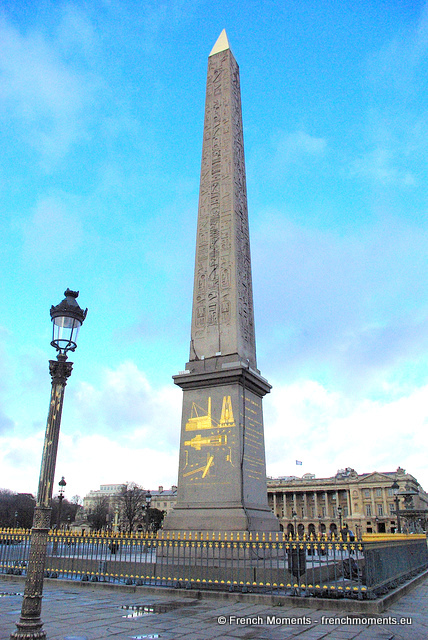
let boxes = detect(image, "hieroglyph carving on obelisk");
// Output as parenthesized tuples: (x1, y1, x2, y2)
(190, 29, 256, 368)
(165, 31, 279, 532)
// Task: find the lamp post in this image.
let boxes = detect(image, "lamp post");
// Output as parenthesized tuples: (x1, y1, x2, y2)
(11, 289, 87, 640)
(57, 477, 66, 531)
(317, 514, 322, 533)
(392, 480, 402, 533)
(291, 509, 297, 539)
(114, 505, 119, 532)
(337, 505, 343, 535)
(145, 491, 152, 534)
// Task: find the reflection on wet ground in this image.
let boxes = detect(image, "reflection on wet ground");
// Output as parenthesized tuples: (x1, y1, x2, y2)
(121, 600, 197, 618)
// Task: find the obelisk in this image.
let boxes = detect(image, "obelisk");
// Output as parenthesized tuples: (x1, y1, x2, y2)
(165, 31, 278, 532)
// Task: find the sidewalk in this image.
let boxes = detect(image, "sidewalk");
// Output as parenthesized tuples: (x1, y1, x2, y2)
(1, 576, 427, 640)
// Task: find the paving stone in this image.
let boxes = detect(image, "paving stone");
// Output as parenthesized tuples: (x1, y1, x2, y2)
(1, 576, 428, 640)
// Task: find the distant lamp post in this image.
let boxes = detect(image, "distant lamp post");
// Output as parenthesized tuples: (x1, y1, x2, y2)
(145, 491, 152, 533)
(291, 509, 297, 539)
(14, 511, 18, 529)
(392, 480, 402, 533)
(11, 289, 87, 640)
(57, 477, 66, 530)
(337, 505, 343, 533)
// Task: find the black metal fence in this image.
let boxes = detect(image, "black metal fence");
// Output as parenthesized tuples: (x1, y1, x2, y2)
(1, 529, 426, 600)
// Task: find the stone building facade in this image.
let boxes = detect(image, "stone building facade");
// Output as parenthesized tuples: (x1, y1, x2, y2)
(82, 483, 125, 514)
(82, 484, 178, 531)
(267, 467, 428, 536)
(149, 486, 177, 516)
(81, 469, 427, 535)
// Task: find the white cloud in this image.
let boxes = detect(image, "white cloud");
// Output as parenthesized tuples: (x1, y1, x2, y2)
(2, 362, 428, 499)
(0, 360, 182, 496)
(270, 130, 327, 172)
(22, 195, 83, 263)
(70, 361, 181, 447)
(253, 212, 428, 395)
(0, 432, 44, 493)
(0, 430, 179, 498)
(0, 15, 98, 168)
(367, 1, 428, 93)
(355, 4, 428, 188)
(55, 433, 179, 498)
(56, 4, 98, 59)
(264, 378, 428, 489)
(352, 147, 416, 186)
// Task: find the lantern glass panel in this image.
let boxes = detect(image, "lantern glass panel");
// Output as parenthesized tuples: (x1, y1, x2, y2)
(52, 316, 82, 351)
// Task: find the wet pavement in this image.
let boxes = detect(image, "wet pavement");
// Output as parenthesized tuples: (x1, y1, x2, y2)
(1, 576, 428, 640)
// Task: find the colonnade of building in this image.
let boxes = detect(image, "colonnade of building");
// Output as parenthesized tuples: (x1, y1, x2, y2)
(267, 468, 428, 536)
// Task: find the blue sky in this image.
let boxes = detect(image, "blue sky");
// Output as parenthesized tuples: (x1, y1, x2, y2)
(1, 0, 428, 501)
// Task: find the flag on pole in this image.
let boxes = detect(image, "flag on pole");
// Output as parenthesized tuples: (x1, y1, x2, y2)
(296, 460, 302, 465)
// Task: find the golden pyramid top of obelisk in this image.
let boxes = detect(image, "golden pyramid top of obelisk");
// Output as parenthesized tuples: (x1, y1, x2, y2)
(209, 29, 231, 56)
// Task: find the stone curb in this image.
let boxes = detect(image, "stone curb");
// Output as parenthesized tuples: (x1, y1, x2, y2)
(2, 570, 427, 614)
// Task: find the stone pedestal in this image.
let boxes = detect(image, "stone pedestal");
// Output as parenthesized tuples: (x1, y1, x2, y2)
(164, 359, 279, 532)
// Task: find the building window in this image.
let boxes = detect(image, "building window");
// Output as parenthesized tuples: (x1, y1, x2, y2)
(377, 504, 383, 516)
(389, 503, 395, 515)
(332, 507, 337, 518)
(387, 487, 393, 497)
(366, 505, 372, 517)
(322, 506, 326, 517)
(343, 506, 348, 517)
(364, 489, 370, 498)
(376, 488, 382, 497)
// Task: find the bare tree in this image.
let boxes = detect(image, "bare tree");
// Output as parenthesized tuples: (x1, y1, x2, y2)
(70, 495, 83, 522)
(147, 507, 165, 533)
(51, 496, 83, 529)
(0, 490, 35, 529)
(87, 496, 110, 531)
(118, 482, 146, 533)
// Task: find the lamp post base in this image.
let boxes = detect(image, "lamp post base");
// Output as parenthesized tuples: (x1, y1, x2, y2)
(11, 619, 46, 640)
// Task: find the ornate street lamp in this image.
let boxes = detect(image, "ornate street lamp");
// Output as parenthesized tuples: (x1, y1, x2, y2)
(291, 509, 297, 539)
(337, 505, 343, 534)
(392, 480, 402, 533)
(57, 477, 66, 530)
(11, 289, 87, 640)
(145, 491, 152, 533)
